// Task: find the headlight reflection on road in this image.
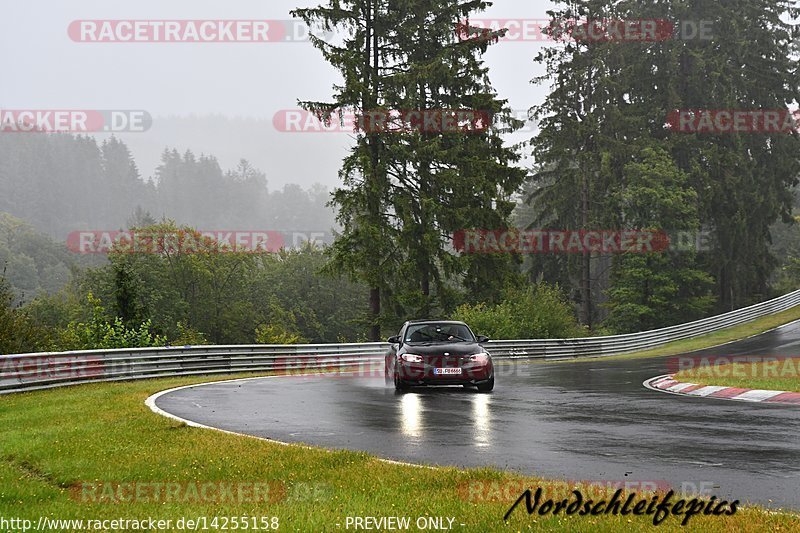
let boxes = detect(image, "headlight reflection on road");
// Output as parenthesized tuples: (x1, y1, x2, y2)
(400, 393, 422, 438)
(471, 393, 491, 447)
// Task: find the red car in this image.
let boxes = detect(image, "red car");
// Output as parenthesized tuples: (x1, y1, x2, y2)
(384, 320, 494, 392)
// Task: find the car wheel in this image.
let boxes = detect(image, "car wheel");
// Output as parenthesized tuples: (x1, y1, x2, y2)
(476, 375, 494, 392)
(394, 371, 409, 391)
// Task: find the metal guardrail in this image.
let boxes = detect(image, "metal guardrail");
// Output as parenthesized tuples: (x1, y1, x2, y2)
(3, 288, 800, 394)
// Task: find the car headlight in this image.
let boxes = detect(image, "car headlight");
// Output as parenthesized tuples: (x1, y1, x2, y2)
(468, 353, 489, 363)
(401, 354, 423, 363)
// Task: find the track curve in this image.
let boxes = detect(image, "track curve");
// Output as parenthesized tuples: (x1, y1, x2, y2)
(153, 321, 800, 510)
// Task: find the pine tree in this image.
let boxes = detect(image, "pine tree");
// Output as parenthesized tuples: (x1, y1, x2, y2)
(604, 146, 715, 332)
(379, 0, 527, 316)
(100, 136, 144, 227)
(294, 1, 526, 334)
(292, 0, 394, 340)
(527, 0, 626, 327)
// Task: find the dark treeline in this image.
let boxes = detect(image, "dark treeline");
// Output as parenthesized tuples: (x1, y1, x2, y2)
(517, 0, 800, 331)
(0, 133, 337, 238)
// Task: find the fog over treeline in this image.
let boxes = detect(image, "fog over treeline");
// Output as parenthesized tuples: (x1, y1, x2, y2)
(0, 132, 338, 239)
(97, 115, 352, 192)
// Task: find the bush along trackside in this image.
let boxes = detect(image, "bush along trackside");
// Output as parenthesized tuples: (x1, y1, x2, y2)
(451, 283, 583, 340)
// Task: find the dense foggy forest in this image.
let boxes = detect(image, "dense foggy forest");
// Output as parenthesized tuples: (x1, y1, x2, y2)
(0, 133, 337, 239)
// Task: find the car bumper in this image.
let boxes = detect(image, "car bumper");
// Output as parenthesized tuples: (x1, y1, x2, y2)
(400, 375, 494, 386)
(396, 362, 493, 384)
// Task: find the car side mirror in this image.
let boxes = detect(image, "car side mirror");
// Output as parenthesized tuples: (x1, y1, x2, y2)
(476, 335, 489, 343)
(387, 336, 400, 344)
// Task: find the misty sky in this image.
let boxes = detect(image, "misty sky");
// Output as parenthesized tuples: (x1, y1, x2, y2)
(2, 1, 555, 189)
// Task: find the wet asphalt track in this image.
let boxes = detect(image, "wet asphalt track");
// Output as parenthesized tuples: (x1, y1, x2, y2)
(156, 321, 800, 510)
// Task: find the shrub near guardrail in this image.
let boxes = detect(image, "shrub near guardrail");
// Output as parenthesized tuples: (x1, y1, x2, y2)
(452, 283, 582, 340)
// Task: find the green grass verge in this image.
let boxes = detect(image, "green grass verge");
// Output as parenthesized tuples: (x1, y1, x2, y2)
(674, 359, 800, 393)
(1, 374, 798, 532)
(528, 305, 800, 365)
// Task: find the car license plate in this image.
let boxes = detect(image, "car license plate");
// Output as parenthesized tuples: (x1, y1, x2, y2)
(434, 368, 462, 375)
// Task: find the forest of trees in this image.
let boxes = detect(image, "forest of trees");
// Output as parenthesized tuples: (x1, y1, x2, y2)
(3, 0, 800, 354)
(292, 0, 800, 338)
(0, 133, 337, 240)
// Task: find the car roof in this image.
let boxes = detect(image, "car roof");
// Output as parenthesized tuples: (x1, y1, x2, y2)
(403, 319, 468, 326)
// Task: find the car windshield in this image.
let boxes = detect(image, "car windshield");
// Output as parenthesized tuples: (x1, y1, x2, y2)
(404, 323, 475, 344)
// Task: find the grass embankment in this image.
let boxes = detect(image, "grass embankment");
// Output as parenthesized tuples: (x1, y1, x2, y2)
(1, 375, 798, 532)
(529, 305, 800, 365)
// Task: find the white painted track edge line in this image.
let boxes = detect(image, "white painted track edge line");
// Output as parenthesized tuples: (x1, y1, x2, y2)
(687, 386, 729, 397)
(642, 375, 687, 396)
(667, 382, 698, 392)
(144, 373, 435, 470)
(730, 389, 787, 402)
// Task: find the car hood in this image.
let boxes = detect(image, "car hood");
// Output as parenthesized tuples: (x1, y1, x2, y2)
(399, 343, 486, 356)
